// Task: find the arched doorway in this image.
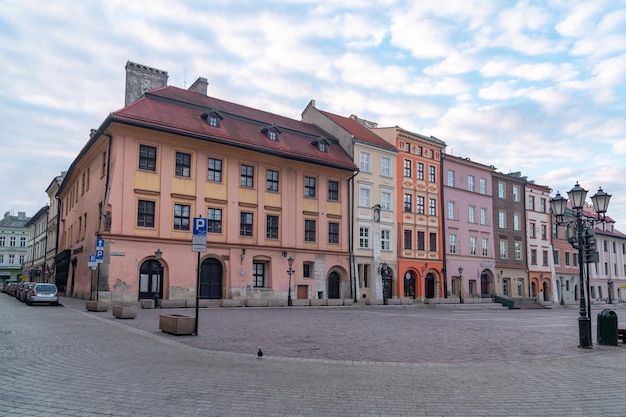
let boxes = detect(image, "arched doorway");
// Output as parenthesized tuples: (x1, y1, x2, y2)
(200, 258, 223, 299)
(404, 271, 415, 298)
(139, 260, 163, 300)
(531, 282, 537, 297)
(542, 281, 550, 301)
(424, 273, 435, 299)
(328, 272, 340, 299)
(480, 271, 490, 297)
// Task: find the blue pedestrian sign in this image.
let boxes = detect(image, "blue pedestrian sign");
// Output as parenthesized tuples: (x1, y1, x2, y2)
(96, 239, 105, 251)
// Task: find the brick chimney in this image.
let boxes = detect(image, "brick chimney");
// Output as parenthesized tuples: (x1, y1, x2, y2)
(188, 77, 208, 96)
(124, 61, 168, 106)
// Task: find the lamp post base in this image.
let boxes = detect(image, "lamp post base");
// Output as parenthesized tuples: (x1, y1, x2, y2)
(287, 295, 292, 307)
(578, 316, 592, 349)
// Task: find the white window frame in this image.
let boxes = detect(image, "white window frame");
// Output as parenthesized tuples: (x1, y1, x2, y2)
(381, 156, 391, 177)
(360, 151, 371, 173)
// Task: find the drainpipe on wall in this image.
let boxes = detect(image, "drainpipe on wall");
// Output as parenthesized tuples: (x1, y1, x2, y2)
(440, 151, 448, 298)
(348, 168, 359, 303)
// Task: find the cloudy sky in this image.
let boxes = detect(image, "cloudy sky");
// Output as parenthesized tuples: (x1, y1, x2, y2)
(2, 0, 626, 225)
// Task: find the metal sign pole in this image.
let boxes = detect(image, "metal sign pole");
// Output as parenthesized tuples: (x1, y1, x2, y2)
(195, 251, 200, 336)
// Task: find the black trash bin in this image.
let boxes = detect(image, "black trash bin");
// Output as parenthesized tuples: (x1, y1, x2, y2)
(597, 308, 618, 346)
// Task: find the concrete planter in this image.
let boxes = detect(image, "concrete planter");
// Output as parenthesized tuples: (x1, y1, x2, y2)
(159, 314, 195, 335)
(292, 299, 310, 306)
(311, 299, 328, 306)
(328, 299, 344, 306)
(112, 305, 137, 319)
(85, 301, 108, 312)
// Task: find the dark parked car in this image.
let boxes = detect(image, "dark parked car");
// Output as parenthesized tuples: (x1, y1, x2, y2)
(26, 283, 59, 306)
(18, 282, 35, 302)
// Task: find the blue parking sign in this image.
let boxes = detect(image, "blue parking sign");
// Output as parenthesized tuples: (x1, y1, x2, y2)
(193, 217, 207, 235)
(95, 250, 104, 263)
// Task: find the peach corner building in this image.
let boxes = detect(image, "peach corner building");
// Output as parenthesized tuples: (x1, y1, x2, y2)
(53, 62, 358, 305)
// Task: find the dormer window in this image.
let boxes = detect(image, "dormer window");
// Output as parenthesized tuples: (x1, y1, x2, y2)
(201, 110, 223, 128)
(312, 136, 330, 153)
(261, 125, 282, 141)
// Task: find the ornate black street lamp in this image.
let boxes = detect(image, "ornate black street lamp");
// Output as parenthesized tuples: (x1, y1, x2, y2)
(287, 256, 294, 306)
(559, 276, 564, 306)
(154, 248, 163, 309)
(458, 266, 464, 304)
(550, 182, 611, 349)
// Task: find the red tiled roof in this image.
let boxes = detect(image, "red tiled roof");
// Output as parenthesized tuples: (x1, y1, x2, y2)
(110, 86, 357, 171)
(318, 110, 396, 151)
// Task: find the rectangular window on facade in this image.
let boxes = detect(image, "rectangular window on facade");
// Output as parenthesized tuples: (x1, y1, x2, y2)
(468, 206, 475, 223)
(498, 182, 505, 198)
(417, 163, 424, 180)
(468, 175, 475, 192)
(359, 227, 370, 249)
(381, 157, 391, 177)
(448, 201, 456, 220)
(429, 199, 436, 216)
(208, 158, 223, 182)
(304, 176, 316, 198)
(514, 214, 520, 231)
(359, 188, 370, 207)
(253, 262, 265, 287)
(175, 152, 191, 177)
(137, 200, 155, 228)
(479, 178, 487, 195)
(513, 185, 520, 201)
(565, 252, 570, 266)
(529, 196, 535, 211)
(139, 144, 157, 171)
(240, 164, 254, 187)
(515, 242, 522, 260)
(480, 208, 487, 225)
(304, 219, 316, 242)
(530, 223, 536, 238)
(447, 170, 455, 187)
(303, 263, 311, 278)
(499, 211, 505, 228)
(540, 198, 546, 212)
(266, 170, 279, 192)
(429, 232, 437, 252)
(240, 212, 253, 236)
(541, 224, 547, 240)
(328, 222, 339, 244)
(328, 180, 339, 201)
(404, 159, 412, 177)
(381, 229, 390, 250)
(553, 249, 560, 265)
(429, 166, 436, 183)
(449, 234, 457, 254)
(404, 230, 412, 250)
(173, 204, 190, 230)
(417, 231, 425, 251)
(482, 238, 488, 256)
(417, 196, 425, 214)
(360, 151, 371, 172)
(381, 192, 391, 210)
(207, 208, 222, 233)
(543, 250, 549, 266)
(404, 194, 412, 212)
(531, 249, 537, 265)
(500, 240, 507, 259)
(266, 215, 279, 239)
(470, 237, 477, 256)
